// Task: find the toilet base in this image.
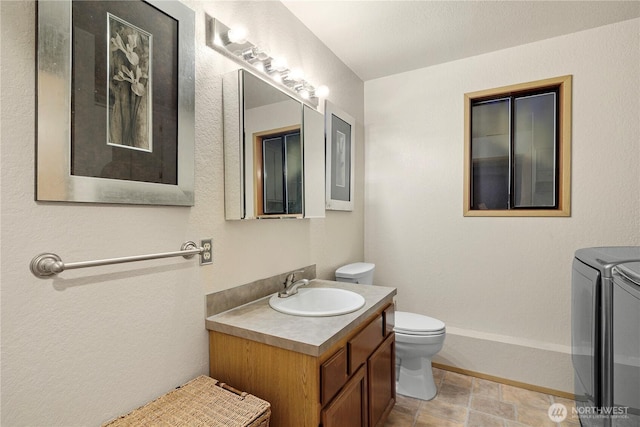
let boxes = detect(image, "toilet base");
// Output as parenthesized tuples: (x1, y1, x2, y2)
(396, 356, 437, 400)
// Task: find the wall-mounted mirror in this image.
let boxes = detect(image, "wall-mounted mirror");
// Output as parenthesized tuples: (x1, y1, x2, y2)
(223, 70, 325, 220)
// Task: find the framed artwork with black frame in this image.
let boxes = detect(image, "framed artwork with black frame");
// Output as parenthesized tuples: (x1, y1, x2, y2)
(36, 0, 195, 206)
(325, 101, 355, 211)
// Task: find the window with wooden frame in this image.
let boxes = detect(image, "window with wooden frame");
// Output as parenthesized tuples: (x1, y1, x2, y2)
(253, 126, 303, 218)
(464, 75, 572, 217)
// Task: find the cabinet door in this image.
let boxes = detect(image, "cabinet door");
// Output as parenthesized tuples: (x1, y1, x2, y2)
(322, 365, 368, 427)
(368, 333, 396, 427)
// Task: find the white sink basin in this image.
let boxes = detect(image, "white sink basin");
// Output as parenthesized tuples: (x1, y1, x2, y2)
(268, 287, 365, 317)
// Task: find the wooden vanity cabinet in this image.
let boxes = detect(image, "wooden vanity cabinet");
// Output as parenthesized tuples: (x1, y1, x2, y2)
(209, 303, 395, 427)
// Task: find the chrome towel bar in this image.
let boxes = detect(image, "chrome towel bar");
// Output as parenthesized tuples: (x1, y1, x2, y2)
(30, 241, 204, 278)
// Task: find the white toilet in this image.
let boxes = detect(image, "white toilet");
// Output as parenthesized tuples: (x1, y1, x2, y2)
(335, 262, 446, 401)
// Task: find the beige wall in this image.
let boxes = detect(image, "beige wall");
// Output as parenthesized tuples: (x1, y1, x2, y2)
(3, 1, 638, 424)
(0, 1, 363, 425)
(364, 18, 640, 393)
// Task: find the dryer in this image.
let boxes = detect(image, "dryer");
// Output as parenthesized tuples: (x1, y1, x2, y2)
(572, 247, 640, 427)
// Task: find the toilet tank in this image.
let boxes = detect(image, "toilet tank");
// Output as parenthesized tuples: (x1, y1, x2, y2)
(335, 262, 375, 285)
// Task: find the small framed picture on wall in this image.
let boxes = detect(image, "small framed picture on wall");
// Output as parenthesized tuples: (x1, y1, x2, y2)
(325, 101, 355, 211)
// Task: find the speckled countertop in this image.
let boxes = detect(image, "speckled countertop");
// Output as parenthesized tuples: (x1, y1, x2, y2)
(206, 280, 396, 357)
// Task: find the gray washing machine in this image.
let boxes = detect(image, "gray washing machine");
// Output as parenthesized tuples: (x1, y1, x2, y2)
(572, 247, 640, 427)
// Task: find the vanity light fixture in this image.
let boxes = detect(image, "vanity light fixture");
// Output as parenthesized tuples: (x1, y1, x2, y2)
(205, 15, 328, 108)
(239, 46, 268, 63)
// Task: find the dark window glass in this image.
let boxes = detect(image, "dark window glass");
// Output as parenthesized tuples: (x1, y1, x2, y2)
(470, 89, 558, 210)
(261, 130, 302, 215)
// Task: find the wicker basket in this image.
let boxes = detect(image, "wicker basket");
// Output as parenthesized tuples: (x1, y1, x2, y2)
(102, 376, 270, 427)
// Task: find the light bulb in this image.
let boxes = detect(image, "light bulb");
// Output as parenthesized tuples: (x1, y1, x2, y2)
(289, 68, 304, 81)
(271, 56, 288, 72)
(315, 85, 330, 98)
(227, 27, 248, 44)
(253, 62, 265, 73)
(299, 88, 310, 100)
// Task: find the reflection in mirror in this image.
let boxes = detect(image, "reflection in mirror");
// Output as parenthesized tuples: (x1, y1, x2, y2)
(257, 129, 302, 215)
(224, 69, 324, 220)
(244, 71, 302, 218)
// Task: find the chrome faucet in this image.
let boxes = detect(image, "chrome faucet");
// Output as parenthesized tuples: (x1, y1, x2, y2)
(278, 272, 309, 298)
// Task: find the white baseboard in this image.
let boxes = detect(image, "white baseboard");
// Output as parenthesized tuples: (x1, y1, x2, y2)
(432, 326, 574, 395)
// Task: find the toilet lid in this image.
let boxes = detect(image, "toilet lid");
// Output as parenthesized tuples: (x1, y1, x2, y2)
(394, 311, 445, 335)
(335, 262, 375, 279)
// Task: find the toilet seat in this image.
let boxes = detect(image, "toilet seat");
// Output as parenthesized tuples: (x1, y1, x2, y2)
(394, 311, 445, 336)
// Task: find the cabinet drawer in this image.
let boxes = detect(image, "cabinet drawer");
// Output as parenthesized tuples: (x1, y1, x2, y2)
(321, 347, 349, 405)
(348, 314, 384, 374)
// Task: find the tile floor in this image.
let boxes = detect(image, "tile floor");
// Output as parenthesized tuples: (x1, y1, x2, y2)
(385, 368, 581, 427)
